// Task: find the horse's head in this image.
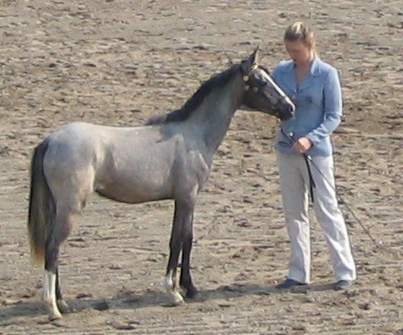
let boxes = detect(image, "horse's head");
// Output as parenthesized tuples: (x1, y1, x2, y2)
(240, 49, 295, 121)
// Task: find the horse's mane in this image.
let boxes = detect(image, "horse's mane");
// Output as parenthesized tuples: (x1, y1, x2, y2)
(146, 63, 241, 125)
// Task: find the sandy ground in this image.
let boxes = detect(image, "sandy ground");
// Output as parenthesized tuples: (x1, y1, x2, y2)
(1, 0, 403, 334)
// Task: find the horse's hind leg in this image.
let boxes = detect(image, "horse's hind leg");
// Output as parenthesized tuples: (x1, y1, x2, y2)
(55, 268, 69, 313)
(43, 207, 74, 320)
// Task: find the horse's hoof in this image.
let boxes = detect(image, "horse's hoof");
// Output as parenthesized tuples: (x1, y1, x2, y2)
(57, 299, 70, 314)
(48, 309, 63, 321)
(44, 301, 62, 321)
(167, 291, 185, 306)
(185, 287, 200, 299)
(49, 312, 62, 321)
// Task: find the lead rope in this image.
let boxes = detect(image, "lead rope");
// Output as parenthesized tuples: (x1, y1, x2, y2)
(277, 125, 382, 249)
(303, 154, 316, 203)
(305, 149, 380, 247)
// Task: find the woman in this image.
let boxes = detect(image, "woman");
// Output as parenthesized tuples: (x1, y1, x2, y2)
(271, 21, 356, 290)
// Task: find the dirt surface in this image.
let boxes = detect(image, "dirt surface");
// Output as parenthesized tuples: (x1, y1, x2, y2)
(1, 0, 403, 334)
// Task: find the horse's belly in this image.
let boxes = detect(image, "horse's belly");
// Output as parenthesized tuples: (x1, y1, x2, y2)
(95, 178, 172, 204)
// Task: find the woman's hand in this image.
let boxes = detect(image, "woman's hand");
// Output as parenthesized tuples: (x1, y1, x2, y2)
(291, 137, 313, 154)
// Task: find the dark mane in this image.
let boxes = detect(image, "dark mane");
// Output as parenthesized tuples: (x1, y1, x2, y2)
(146, 63, 241, 125)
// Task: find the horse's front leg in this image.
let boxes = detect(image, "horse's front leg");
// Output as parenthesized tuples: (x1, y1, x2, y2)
(164, 198, 195, 305)
(180, 211, 199, 298)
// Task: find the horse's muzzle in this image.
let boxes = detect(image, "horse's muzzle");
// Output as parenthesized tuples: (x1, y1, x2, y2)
(279, 103, 295, 121)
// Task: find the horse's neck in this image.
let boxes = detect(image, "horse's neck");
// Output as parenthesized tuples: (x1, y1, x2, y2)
(189, 80, 243, 156)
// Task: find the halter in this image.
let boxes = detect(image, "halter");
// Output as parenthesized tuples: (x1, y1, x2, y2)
(242, 63, 258, 91)
(242, 65, 282, 118)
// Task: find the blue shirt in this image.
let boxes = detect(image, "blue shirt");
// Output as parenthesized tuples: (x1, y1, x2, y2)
(272, 57, 342, 156)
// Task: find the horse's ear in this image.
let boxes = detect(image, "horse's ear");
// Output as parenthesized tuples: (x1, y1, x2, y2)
(241, 47, 260, 74)
(251, 46, 260, 65)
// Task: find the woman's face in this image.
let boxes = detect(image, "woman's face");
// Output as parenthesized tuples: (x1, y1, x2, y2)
(284, 40, 313, 65)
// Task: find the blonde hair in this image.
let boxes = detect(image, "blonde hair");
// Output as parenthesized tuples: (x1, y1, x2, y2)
(284, 22, 317, 56)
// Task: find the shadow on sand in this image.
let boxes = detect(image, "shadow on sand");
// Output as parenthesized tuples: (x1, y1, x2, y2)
(0, 282, 337, 323)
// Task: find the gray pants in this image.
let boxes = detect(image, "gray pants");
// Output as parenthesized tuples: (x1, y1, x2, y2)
(276, 152, 356, 283)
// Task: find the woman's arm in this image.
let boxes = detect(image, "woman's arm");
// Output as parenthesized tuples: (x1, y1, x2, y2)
(305, 67, 342, 146)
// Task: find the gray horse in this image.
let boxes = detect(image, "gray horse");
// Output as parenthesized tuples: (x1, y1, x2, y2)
(28, 49, 295, 320)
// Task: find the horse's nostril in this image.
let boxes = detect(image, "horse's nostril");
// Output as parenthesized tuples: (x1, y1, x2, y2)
(289, 103, 295, 112)
(281, 111, 293, 121)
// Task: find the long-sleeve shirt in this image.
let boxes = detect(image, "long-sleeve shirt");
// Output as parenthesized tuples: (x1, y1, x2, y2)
(272, 57, 342, 157)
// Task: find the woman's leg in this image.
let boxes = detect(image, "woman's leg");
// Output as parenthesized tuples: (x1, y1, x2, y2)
(310, 155, 356, 282)
(277, 152, 311, 283)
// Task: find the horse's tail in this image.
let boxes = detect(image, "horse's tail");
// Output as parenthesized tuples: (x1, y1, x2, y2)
(28, 139, 55, 265)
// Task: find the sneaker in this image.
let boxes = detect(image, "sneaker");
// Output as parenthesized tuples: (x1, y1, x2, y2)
(276, 278, 306, 289)
(334, 279, 355, 291)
